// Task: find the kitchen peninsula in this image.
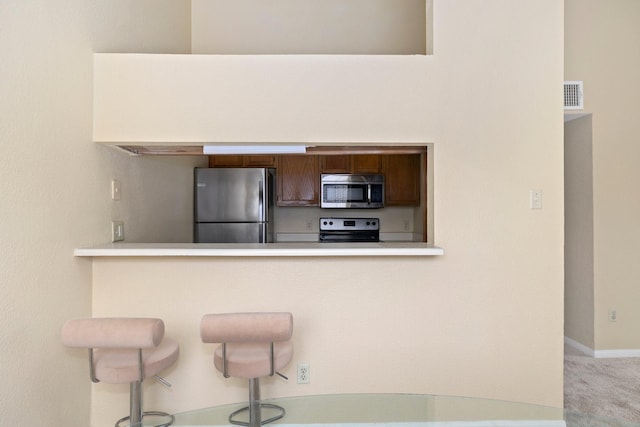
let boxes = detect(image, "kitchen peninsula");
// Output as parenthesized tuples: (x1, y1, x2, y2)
(74, 242, 444, 257)
(84, 245, 451, 424)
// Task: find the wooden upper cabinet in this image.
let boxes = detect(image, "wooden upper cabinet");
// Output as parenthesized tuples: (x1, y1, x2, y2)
(207, 152, 421, 207)
(276, 155, 319, 206)
(244, 155, 276, 167)
(383, 154, 421, 206)
(319, 155, 382, 174)
(319, 155, 351, 173)
(352, 155, 382, 173)
(209, 155, 244, 167)
(209, 155, 276, 168)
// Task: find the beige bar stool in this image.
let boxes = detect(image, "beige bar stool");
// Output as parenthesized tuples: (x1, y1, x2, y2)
(200, 312, 293, 427)
(62, 317, 179, 427)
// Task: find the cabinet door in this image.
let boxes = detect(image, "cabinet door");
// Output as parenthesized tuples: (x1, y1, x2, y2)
(383, 154, 420, 206)
(320, 155, 382, 173)
(277, 155, 319, 206)
(319, 155, 351, 173)
(352, 155, 382, 173)
(244, 155, 276, 167)
(209, 155, 244, 167)
(209, 155, 276, 167)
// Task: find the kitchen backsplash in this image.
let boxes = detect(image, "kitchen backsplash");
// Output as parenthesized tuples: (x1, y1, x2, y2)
(274, 206, 420, 242)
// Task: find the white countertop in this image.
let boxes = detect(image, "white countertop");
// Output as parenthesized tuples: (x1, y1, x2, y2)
(74, 242, 444, 257)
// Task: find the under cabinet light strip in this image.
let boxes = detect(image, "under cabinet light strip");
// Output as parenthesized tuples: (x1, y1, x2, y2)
(203, 145, 307, 155)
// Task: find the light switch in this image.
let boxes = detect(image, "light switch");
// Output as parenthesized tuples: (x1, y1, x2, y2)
(530, 189, 542, 209)
(111, 179, 121, 201)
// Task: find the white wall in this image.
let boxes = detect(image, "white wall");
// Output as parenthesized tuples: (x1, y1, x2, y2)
(90, 1, 565, 423)
(0, 1, 191, 426)
(565, 0, 640, 351)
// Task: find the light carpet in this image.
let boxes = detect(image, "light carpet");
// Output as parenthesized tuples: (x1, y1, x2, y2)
(564, 344, 640, 425)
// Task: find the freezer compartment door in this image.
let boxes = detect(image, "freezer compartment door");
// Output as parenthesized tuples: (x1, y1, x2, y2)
(195, 223, 272, 243)
(195, 168, 270, 223)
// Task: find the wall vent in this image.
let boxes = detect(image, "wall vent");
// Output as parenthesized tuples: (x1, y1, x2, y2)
(564, 81, 583, 110)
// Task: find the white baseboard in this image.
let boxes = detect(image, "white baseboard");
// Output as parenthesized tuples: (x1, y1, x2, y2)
(564, 337, 594, 356)
(565, 336, 640, 358)
(594, 348, 640, 358)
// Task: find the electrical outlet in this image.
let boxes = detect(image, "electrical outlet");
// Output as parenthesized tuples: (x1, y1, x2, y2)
(609, 309, 618, 322)
(403, 219, 410, 231)
(112, 221, 124, 242)
(305, 219, 313, 230)
(297, 363, 310, 384)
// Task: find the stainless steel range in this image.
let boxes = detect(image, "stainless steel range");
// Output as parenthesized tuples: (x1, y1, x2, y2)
(319, 217, 380, 243)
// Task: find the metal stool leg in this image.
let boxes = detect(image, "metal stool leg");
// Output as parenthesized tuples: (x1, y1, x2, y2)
(229, 378, 285, 427)
(249, 378, 261, 427)
(131, 380, 143, 425)
(115, 380, 175, 427)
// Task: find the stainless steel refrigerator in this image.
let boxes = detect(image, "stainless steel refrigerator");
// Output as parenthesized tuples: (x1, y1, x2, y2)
(194, 168, 275, 243)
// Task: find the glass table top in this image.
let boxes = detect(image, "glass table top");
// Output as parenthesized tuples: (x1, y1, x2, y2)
(163, 394, 640, 427)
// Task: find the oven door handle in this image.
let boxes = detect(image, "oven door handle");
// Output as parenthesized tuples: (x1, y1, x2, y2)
(319, 231, 379, 242)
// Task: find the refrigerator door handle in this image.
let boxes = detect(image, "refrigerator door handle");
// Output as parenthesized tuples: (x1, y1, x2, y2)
(258, 180, 264, 221)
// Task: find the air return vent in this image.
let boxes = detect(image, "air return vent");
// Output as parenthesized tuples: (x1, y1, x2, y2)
(564, 81, 583, 110)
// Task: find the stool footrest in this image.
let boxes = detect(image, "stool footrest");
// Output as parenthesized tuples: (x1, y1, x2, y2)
(115, 410, 175, 427)
(229, 403, 285, 426)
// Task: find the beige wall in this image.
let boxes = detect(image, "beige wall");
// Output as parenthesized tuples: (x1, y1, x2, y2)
(564, 116, 595, 348)
(191, 0, 427, 55)
(92, 252, 562, 418)
(0, 1, 191, 426)
(107, 152, 207, 243)
(565, 0, 640, 351)
(89, 1, 565, 423)
(0, 0, 565, 425)
(93, 54, 438, 144)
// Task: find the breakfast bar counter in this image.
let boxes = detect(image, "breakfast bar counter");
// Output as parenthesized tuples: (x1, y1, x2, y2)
(74, 242, 444, 257)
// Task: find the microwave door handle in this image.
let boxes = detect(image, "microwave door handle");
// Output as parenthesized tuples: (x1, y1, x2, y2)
(367, 185, 371, 205)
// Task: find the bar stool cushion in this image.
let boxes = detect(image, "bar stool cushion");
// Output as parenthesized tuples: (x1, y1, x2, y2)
(201, 312, 294, 380)
(93, 337, 180, 384)
(62, 318, 165, 348)
(213, 341, 294, 380)
(62, 317, 180, 383)
(201, 313, 292, 343)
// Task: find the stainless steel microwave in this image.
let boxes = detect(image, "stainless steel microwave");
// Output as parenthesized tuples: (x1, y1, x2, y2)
(320, 174, 384, 209)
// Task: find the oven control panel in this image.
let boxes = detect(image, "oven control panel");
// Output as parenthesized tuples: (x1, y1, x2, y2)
(319, 217, 379, 231)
